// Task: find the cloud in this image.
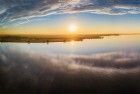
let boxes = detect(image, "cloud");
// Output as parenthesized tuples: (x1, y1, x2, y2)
(0, 0, 140, 24)
(0, 48, 140, 93)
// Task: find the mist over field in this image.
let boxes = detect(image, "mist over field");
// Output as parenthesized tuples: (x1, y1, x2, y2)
(0, 48, 140, 94)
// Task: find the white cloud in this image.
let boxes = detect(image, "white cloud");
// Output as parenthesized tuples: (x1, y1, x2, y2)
(0, 0, 140, 23)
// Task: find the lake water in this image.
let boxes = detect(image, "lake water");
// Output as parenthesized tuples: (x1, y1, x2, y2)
(0, 35, 140, 55)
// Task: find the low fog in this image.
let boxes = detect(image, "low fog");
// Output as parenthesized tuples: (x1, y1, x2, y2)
(0, 48, 140, 94)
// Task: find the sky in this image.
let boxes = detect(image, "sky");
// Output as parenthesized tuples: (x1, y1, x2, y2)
(0, 0, 140, 34)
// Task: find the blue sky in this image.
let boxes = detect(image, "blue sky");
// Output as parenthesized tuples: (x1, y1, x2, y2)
(0, 0, 140, 33)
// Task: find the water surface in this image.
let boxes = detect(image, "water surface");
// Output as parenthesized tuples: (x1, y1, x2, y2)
(0, 35, 140, 55)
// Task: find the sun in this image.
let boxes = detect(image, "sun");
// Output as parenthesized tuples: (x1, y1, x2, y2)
(68, 23, 78, 33)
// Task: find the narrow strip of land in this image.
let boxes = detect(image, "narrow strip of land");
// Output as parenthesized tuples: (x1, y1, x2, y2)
(0, 33, 121, 43)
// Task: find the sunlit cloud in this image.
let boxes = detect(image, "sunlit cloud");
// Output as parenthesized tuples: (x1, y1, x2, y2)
(0, 0, 140, 25)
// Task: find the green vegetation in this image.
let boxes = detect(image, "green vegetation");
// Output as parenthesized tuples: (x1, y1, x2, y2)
(0, 34, 119, 43)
